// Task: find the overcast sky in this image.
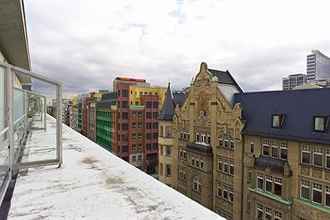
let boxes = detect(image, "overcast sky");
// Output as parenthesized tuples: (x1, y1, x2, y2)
(25, 0, 330, 97)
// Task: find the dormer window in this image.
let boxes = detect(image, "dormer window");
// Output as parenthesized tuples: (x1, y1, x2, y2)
(314, 116, 328, 132)
(272, 114, 285, 128)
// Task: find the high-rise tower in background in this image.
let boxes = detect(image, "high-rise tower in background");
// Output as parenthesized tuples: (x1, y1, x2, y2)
(307, 50, 330, 82)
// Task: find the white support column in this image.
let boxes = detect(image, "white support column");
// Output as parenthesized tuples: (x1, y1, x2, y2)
(44, 96, 47, 131)
(6, 66, 14, 174)
(56, 84, 63, 166)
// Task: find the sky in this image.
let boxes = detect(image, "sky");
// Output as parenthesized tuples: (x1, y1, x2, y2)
(25, 0, 330, 97)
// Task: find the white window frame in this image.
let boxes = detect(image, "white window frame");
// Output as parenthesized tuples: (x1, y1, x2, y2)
(257, 176, 264, 190)
(274, 177, 283, 196)
(265, 177, 273, 193)
(301, 150, 311, 165)
(223, 162, 229, 174)
(312, 183, 322, 204)
(326, 186, 330, 208)
(265, 207, 272, 220)
(313, 152, 323, 167)
(256, 204, 264, 220)
(280, 146, 288, 160)
(263, 144, 270, 156)
(300, 182, 310, 200)
(271, 145, 279, 158)
(326, 154, 330, 169)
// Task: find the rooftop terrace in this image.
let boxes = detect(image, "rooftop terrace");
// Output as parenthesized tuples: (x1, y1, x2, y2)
(8, 116, 223, 220)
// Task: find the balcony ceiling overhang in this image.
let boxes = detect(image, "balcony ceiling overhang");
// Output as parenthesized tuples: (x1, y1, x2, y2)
(0, 0, 31, 83)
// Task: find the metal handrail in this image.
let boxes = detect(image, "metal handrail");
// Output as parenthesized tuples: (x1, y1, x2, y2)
(0, 62, 63, 205)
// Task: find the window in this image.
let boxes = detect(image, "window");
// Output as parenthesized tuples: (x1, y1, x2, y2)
(229, 191, 233, 202)
(312, 183, 322, 204)
(159, 126, 164, 137)
(160, 145, 163, 155)
(223, 190, 228, 200)
(138, 154, 142, 161)
(257, 176, 264, 190)
(196, 160, 200, 168)
(152, 112, 158, 119)
(122, 112, 128, 119)
(224, 140, 229, 148)
(301, 151, 311, 165)
(265, 207, 272, 220)
(193, 178, 201, 193)
(272, 114, 284, 128)
(218, 160, 223, 171)
(326, 186, 330, 207)
(165, 126, 172, 138)
(250, 143, 254, 153)
(274, 211, 282, 220)
(153, 102, 159, 108)
(146, 112, 152, 119)
(300, 180, 310, 200)
(327, 154, 330, 169)
(224, 163, 229, 173)
(314, 116, 327, 132)
(313, 152, 323, 167)
(230, 141, 235, 150)
(132, 122, 137, 128)
(272, 146, 279, 158)
(266, 176, 272, 193)
(200, 161, 204, 169)
(256, 204, 264, 220)
(132, 155, 136, 162)
(274, 178, 282, 196)
(280, 147, 288, 160)
(217, 186, 222, 197)
(165, 146, 171, 156)
(146, 102, 152, 108)
(159, 163, 163, 176)
(166, 164, 171, 177)
(263, 145, 270, 156)
(192, 158, 195, 166)
(229, 165, 234, 175)
(219, 138, 223, 147)
(196, 134, 200, 142)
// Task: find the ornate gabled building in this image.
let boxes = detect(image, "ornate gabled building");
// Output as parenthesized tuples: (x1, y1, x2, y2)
(235, 88, 330, 220)
(171, 62, 244, 219)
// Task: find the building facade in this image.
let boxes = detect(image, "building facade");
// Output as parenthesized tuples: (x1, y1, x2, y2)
(236, 88, 330, 220)
(170, 63, 244, 220)
(282, 74, 307, 90)
(111, 77, 166, 174)
(158, 84, 185, 188)
(307, 50, 330, 82)
(96, 92, 116, 151)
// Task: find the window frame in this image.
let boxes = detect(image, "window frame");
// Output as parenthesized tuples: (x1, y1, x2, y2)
(257, 176, 264, 190)
(300, 181, 310, 200)
(301, 150, 311, 165)
(313, 152, 323, 167)
(263, 144, 270, 157)
(326, 154, 330, 169)
(313, 116, 327, 132)
(312, 183, 323, 204)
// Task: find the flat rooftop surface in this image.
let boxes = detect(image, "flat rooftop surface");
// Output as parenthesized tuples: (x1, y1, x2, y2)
(9, 116, 223, 220)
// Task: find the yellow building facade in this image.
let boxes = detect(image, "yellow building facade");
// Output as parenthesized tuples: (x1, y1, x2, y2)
(129, 86, 167, 107)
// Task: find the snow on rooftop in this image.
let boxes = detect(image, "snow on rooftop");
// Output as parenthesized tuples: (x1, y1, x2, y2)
(9, 116, 224, 220)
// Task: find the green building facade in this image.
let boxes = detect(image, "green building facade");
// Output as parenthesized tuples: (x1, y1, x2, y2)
(96, 92, 116, 152)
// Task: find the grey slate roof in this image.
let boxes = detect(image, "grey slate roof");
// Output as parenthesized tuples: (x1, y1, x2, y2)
(209, 69, 243, 92)
(255, 156, 286, 174)
(173, 92, 186, 107)
(187, 143, 212, 154)
(159, 83, 175, 121)
(234, 88, 330, 144)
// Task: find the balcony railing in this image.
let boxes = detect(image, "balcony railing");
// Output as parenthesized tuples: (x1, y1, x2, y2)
(0, 62, 63, 205)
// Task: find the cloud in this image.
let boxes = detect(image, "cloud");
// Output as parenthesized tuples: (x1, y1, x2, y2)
(24, 0, 330, 97)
